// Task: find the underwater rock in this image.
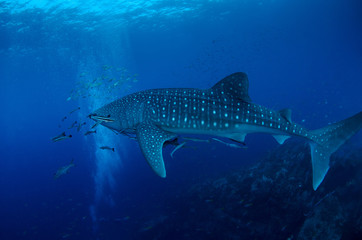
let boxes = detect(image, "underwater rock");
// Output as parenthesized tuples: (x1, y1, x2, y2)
(134, 140, 362, 240)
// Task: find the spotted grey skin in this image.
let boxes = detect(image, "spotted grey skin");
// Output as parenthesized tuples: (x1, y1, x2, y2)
(90, 72, 362, 190)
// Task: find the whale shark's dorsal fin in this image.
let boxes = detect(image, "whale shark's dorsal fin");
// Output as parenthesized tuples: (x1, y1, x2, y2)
(210, 72, 252, 103)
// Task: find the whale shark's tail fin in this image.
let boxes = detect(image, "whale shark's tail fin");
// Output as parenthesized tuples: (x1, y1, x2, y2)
(309, 111, 362, 190)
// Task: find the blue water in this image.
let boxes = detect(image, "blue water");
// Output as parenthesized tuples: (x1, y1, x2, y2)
(1, 0, 361, 239)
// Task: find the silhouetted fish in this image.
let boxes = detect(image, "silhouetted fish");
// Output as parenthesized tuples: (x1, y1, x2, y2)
(68, 121, 78, 129)
(211, 138, 247, 149)
(51, 132, 72, 142)
(54, 159, 75, 179)
(69, 107, 80, 114)
(77, 122, 86, 132)
(100, 146, 115, 152)
(84, 130, 96, 136)
(170, 142, 187, 158)
(91, 121, 101, 129)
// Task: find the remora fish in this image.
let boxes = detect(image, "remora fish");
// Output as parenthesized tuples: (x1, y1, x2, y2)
(90, 72, 362, 190)
(84, 130, 97, 136)
(170, 141, 187, 158)
(68, 120, 78, 129)
(88, 114, 115, 123)
(91, 121, 101, 129)
(100, 146, 115, 152)
(211, 138, 247, 149)
(70, 107, 80, 114)
(77, 122, 86, 132)
(182, 137, 211, 143)
(51, 132, 72, 142)
(54, 159, 75, 179)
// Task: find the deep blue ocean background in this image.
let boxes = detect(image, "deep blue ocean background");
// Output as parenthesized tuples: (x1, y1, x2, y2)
(0, 0, 361, 239)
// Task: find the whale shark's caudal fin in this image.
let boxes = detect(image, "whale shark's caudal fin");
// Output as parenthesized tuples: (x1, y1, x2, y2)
(309, 111, 362, 190)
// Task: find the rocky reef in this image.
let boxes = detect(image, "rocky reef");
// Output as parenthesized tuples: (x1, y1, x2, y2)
(134, 140, 362, 240)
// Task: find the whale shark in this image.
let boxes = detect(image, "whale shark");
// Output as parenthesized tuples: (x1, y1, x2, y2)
(89, 72, 362, 190)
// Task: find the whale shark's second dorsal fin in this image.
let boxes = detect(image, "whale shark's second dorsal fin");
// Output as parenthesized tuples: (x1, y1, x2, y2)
(279, 108, 292, 123)
(210, 72, 252, 102)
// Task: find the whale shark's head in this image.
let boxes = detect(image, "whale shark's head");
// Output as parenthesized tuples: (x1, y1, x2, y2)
(89, 100, 124, 132)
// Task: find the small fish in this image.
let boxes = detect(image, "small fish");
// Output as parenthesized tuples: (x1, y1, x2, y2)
(68, 121, 78, 129)
(89, 114, 115, 123)
(77, 122, 86, 132)
(69, 107, 80, 114)
(183, 137, 210, 143)
(100, 146, 115, 152)
(61, 116, 67, 122)
(91, 121, 101, 129)
(110, 129, 121, 135)
(211, 138, 248, 149)
(170, 142, 187, 158)
(51, 132, 72, 142)
(84, 130, 96, 136)
(52, 132, 66, 140)
(54, 159, 75, 179)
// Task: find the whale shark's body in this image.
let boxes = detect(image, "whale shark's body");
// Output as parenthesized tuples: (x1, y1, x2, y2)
(90, 72, 362, 190)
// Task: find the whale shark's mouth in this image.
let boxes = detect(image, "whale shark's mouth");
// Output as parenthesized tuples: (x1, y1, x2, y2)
(88, 113, 115, 122)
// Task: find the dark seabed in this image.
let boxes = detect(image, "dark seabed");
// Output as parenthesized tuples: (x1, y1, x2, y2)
(0, 0, 361, 239)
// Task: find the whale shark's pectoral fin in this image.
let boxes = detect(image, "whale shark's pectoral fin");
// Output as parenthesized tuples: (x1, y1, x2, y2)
(136, 122, 177, 178)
